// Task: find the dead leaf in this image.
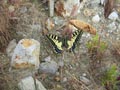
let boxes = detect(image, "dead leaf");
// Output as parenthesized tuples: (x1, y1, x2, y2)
(55, 1, 66, 17)
(54, 76, 61, 82)
(69, 20, 96, 35)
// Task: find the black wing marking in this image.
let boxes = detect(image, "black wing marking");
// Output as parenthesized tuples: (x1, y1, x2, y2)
(67, 30, 83, 52)
(46, 34, 63, 53)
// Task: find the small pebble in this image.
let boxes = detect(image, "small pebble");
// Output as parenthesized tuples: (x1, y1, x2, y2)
(58, 60, 64, 67)
(82, 73, 87, 77)
(44, 56, 51, 62)
(8, 5, 15, 13)
(62, 77, 67, 82)
(107, 22, 116, 30)
(80, 76, 90, 85)
(92, 14, 100, 23)
(108, 11, 119, 21)
(53, 17, 64, 25)
(116, 38, 119, 40)
(100, 0, 105, 5)
(83, 8, 93, 17)
(20, 6, 27, 13)
(118, 24, 120, 30)
(56, 72, 60, 76)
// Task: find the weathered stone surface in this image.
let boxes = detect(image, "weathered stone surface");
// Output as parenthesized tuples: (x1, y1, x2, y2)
(39, 60, 58, 74)
(108, 11, 119, 20)
(92, 14, 100, 23)
(11, 39, 40, 69)
(18, 76, 46, 90)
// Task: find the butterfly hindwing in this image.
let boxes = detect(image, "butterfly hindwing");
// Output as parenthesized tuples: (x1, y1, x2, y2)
(46, 34, 63, 53)
(67, 30, 83, 52)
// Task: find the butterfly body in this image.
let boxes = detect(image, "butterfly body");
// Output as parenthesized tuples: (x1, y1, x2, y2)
(46, 30, 83, 53)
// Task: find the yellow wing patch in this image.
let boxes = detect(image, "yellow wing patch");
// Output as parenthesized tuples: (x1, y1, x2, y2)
(47, 34, 63, 51)
(67, 30, 80, 50)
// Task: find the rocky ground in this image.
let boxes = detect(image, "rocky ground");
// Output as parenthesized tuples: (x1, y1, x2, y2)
(0, 0, 120, 90)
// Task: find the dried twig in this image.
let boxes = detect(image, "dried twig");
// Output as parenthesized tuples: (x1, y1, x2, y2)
(104, 0, 114, 18)
(66, 70, 90, 90)
(49, 0, 54, 17)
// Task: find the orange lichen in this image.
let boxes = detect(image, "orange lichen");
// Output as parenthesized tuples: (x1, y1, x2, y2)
(13, 62, 35, 69)
(21, 39, 33, 47)
(55, 1, 66, 16)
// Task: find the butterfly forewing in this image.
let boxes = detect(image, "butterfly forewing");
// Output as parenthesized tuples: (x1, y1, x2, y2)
(46, 34, 63, 53)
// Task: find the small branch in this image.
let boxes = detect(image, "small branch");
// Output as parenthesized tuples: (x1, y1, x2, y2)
(66, 71, 90, 90)
(49, 0, 54, 17)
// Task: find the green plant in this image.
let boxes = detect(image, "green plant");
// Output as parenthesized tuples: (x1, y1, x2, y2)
(102, 65, 120, 90)
(86, 34, 108, 84)
(86, 34, 107, 53)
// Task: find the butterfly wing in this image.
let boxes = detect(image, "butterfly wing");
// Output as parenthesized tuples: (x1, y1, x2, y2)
(46, 34, 63, 53)
(67, 30, 83, 52)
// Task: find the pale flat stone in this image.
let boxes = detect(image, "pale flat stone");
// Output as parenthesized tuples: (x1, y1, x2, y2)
(11, 39, 40, 69)
(92, 14, 100, 23)
(108, 11, 119, 20)
(80, 76, 91, 85)
(18, 76, 46, 90)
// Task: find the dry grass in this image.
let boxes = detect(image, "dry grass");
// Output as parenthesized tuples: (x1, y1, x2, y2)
(111, 41, 120, 60)
(0, 52, 19, 90)
(0, 4, 11, 51)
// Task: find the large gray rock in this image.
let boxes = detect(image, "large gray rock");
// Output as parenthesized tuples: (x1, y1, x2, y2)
(18, 76, 46, 90)
(39, 60, 58, 74)
(11, 39, 40, 69)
